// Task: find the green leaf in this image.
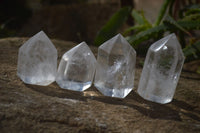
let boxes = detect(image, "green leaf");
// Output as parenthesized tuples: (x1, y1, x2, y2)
(131, 10, 150, 25)
(123, 24, 151, 35)
(94, 7, 131, 46)
(164, 15, 191, 36)
(154, 0, 173, 26)
(181, 13, 200, 21)
(124, 25, 144, 34)
(128, 24, 168, 47)
(179, 4, 200, 18)
(131, 10, 144, 24)
(185, 8, 200, 16)
(177, 20, 200, 30)
(128, 20, 200, 47)
(183, 41, 200, 62)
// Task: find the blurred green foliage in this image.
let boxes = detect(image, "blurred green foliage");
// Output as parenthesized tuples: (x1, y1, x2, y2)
(94, 0, 200, 64)
(94, 7, 131, 46)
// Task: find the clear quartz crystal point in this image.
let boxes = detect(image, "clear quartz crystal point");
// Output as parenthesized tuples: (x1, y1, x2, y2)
(17, 31, 57, 86)
(56, 42, 96, 91)
(137, 33, 185, 104)
(94, 34, 136, 98)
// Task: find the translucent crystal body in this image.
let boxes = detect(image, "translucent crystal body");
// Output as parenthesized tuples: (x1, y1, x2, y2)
(94, 34, 136, 98)
(137, 33, 185, 104)
(56, 42, 96, 91)
(17, 31, 57, 86)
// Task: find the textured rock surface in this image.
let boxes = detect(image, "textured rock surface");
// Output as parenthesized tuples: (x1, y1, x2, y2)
(0, 38, 200, 133)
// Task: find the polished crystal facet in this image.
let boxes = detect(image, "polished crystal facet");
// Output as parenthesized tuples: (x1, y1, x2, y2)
(17, 31, 57, 86)
(56, 42, 96, 91)
(137, 33, 185, 104)
(94, 34, 136, 98)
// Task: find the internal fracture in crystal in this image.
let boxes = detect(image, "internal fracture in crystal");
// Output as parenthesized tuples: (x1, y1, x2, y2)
(94, 34, 136, 98)
(56, 42, 96, 91)
(17, 31, 57, 86)
(137, 33, 185, 104)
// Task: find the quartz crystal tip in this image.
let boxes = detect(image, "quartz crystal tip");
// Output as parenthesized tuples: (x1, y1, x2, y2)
(94, 33, 136, 98)
(137, 33, 185, 104)
(56, 42, 96, 91)
(17, 31, 58, 86)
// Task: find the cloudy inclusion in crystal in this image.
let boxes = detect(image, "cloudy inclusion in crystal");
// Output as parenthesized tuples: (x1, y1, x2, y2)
(17, 31, 57, 86)
(94, 34, 136, 98)
(56, 42, 96, 91)
(137, 33, 185, 104)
